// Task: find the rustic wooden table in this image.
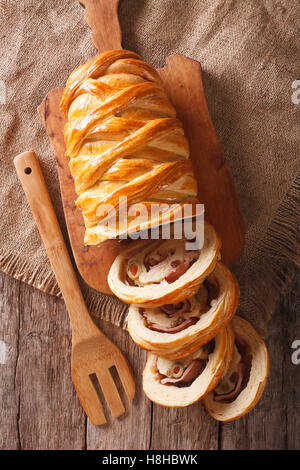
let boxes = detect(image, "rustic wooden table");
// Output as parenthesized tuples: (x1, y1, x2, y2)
(0, 269, 299, 450)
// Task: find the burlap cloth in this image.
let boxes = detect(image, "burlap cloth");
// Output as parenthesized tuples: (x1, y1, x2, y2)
(1, 0, 299, 334)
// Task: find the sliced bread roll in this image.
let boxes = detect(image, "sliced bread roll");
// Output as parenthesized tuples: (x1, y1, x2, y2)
(128, 262, 239, 359)
(108, 221, 221, 308)
(142, 323, 234, 407)
(202, 316, 269, 421)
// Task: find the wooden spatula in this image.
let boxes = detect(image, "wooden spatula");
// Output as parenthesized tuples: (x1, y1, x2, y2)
(14, 150, 135, 425)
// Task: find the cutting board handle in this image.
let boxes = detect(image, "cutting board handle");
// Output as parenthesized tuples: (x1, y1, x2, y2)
(80, 0, 122, 51)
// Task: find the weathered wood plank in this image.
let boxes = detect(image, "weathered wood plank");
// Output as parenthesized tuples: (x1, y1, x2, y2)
(151, 401, 219, 450)
(0, 273, 20, 450)
(86, 318, 151, 450)
(1, 269, 299, 449)
(220, 272, 300, 450)
(15, 279, 86, 449)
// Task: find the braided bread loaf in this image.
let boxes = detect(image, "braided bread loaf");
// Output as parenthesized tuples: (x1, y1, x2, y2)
(60, 50, 198, 245)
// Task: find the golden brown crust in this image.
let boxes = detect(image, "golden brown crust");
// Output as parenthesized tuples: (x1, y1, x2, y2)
(127, 262, 239, 359)
(60, 49, 199, 244)
(202, 316, 269, 421)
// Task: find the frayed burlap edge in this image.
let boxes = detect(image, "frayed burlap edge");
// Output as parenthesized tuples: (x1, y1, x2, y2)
(83, 283, 129, 329)
(1, 172, 299, 332)
(0, 247, 129, 328)
(0, 248, 61, 296)
(237, 172, 300, 337)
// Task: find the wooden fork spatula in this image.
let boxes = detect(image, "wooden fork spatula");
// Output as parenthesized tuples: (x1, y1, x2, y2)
(14, 151, 135, 425)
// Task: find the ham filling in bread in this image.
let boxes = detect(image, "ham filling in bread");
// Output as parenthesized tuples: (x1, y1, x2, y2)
(213, 336, 252, 402)
(151, 342, 214, 387)
(139, 274, 220, 334)
(125, 239, 200, 287)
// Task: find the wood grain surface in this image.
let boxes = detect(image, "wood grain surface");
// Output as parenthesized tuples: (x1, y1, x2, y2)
(81, 0, 122, 51)
(0, 270, 299, 450)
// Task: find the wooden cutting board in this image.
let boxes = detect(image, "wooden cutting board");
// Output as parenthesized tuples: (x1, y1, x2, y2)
(38, 0, 245, 295)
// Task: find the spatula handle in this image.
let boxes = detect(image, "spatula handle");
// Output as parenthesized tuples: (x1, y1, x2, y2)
(14, 151, 99, 338)
(80, 0, 122, 51)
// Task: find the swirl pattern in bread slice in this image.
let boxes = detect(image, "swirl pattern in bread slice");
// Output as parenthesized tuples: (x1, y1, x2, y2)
(142, 323, 234, 407)
(108, 221, 221, 307)
(202, 316, 269, 421)
(127, 262, 239, 359)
